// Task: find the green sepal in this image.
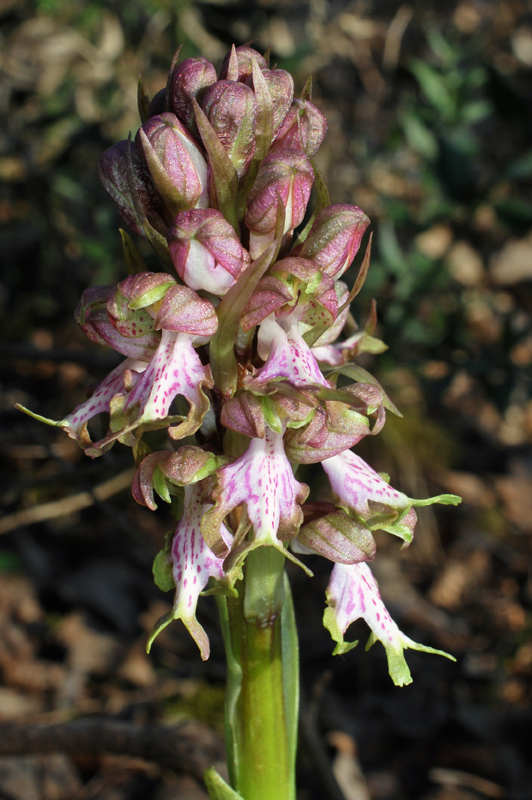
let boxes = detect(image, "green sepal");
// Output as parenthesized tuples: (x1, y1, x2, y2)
(137, 75, 151, 123)
(120, 229, 149, 276)
(152, 531, 175, 593)
(193, 98, 239, 232)
(261, 395, 283, 433)
(323, 606, 359, 655)
(300, 75, 313, 101)
(204, 768, 245, 800)
(152, 465, 173, 504)
(126, 280, 175, 310)
(210, 228, 282, 397)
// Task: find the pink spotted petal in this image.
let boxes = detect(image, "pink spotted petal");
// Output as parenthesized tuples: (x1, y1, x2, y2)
(202, 426, 309, 565)
(253, 315, 330, 389)
(167, 485, 232, 660)
(322, 450, 411, 521)
(63, 359, 145, 441)
(125, 329, 213, 426)
(323, 562, 455, 686)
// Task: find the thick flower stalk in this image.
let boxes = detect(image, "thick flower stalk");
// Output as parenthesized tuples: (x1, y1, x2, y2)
(19, 44, 461, 800)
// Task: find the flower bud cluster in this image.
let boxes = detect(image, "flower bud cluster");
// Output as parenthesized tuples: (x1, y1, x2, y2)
(21, 45, 460, 684)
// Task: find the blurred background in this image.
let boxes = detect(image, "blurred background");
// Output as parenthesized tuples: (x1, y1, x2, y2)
(1, 1, 532, 799)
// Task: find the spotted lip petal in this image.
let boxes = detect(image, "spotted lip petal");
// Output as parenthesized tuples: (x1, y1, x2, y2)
(36, 329, 214, 457)
(123, 329, 214, 430)
(252, 315, 330, 390)
(201, 426, 309, 566)
(58, 358, 145, 446)
(151, 484, 233, 661)
(322, 450, 411, 521)
(322, 450, 461, 544)
(323, 562, 455, 686)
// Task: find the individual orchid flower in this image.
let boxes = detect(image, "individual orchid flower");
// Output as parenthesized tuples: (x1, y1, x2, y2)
(19, 278, 218, 456)
(322, 449, 460, 544)
(201, 425, 309, 568)
(148, 483, 236, 661)
(323, 561, 455, 686)
(250, 312, 331, 390)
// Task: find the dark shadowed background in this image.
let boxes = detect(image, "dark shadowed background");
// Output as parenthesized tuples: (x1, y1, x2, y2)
(1, 1, 532, 799)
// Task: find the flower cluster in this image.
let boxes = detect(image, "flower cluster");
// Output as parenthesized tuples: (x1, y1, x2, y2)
(20, 45, 460, 685)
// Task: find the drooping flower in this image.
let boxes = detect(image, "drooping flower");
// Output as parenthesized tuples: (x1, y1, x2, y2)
(322, 449, 461, 544)
(201, 425, 309, 568)
(148, 483, 235, 661)
(323, 561, 455, 686)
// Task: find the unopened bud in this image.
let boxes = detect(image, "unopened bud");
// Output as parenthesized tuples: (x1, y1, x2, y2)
(220, 45, 268, 82)
(168, 208, 250, 295)
(297, 204, 370, 279)
(98, 140, 166, 238)
(169, 56, 217, 131)
(273, 99, 327, 156)
(201, 80, 257, 177)
(245, 148, 314, 259)
(136, 113, 208, 216)
(247, 68, 294, 135)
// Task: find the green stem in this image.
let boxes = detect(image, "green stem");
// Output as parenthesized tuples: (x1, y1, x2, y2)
(217, 548, 298, 800)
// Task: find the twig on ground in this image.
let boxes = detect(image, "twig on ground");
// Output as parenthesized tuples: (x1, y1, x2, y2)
(0, 719, 224, 779)
(0, 468, 135, 535)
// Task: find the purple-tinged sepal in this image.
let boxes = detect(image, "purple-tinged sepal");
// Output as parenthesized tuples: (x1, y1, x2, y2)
(75, 286, 159, 360)
(201, 80, 257, 179)
(98, 140, 167, 238)
(295, 204, 370, 279)
(132, 446, 223, 510)
(323, 562, 455, 686)
(284, 400, 370, 464)
(136, 113, 209, 215)
(249, 68, 294, 136)
(245, 148, 314, 259)
(272, 98, 327, 156)
(148, 484, 238, 660)
(296, 503, 376, 565)
(168, 209, 250, 295)
(220, 392, 266, 439)
(168, 56, 217, 131)
(201, 426, 310, 569)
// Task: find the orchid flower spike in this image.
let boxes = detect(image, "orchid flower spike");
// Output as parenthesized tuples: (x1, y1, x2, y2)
(20, 43, 461, 684)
